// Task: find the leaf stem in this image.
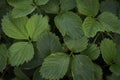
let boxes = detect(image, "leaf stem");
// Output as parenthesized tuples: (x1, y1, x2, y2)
(107, 33, 114, 40)
(93, 33, 100, 43)
(69, 52, 74, 57)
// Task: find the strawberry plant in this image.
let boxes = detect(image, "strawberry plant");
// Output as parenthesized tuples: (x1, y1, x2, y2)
(1, 0, 120, 80)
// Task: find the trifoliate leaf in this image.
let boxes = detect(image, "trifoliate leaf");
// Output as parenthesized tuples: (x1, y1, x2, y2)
(2, 13, 29, 40)
(76, 0, 99, 17)
(41, 0, 59, 14)
(54, 12, 83, 38)
(71, 55, 94, 80)
(60, 0, 76, 11)
(100, 39, 117, 65)
(81, 44, 100, 60)
(83, 12, 120, 37)
(64, 36, 88, 53)
(40, 52, 70, 80)
(37, 32, 63, 58)
(26, 14, 50, 41)
(82, 17, 104, 37)
(14, 68, 30, 80)
(55, 12, 87, 52)
(98, 12, 120, 34)
(35, 0, 49, 5)
(93, 64, 103, 80)
(0, 44, 8, 72)
(9, 42, 34, 66)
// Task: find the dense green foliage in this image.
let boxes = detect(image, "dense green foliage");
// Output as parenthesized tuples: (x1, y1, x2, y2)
(1, 0, 120, 80)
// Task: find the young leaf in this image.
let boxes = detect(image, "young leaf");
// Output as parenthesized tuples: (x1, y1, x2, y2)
(110, 64, 120, 76)
(82, 17, 104, 37)
(40, 52, 70, 80)
(35, 0, 49, 5)
(54, 12, 83, 38)
(81, 44, 100, 60)
(76, 0, 99, 17)
(93, 64, 103, 80)
(9, 42, 34, 66)
(2, 13, 29, 40)
(98, 12, 120, 34)
(64, 36, 88, 53)
(41, 0, 59, 14)
(71, 55, 94, 80)
(7, 0, 35, 18)
(60, 0, 76, 11)
(26, 14, 50, 41)
(37, 32, 63, 58)
(100, 39, 117, 64)
(13, 68, 30, 80)
(0, 44, 8, 72)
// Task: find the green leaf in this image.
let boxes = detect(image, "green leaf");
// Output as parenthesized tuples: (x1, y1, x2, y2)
(55, 12, 88, 52)
(7, 0, 33, 7)
(98, 12, 120, 34)
(54, 12, 83, 38)
(11, 5, 36, 18)
(109, 36, 120, 76)
(33, 68, 46, 80)
(0, 44, 8, 72)
(93, 64, 103, 80)
(20, 50, 43, 69)
(60, 0, 76, 11)
(14, 68, 30, 80)
(37, 32, 63, 58)
(76, 0, 99, 17)
(100, 0, 119, 15)
(35, 0, 49, 5)
(113, 42, 120, 64)
(2, 13, 29, 40)
(71, 55, 94, 80)
(64, 36, 88, 53)
(9, 42, 34, 66)
(26, 14, 49, 41)
(7, 0, 35, 18)
(40, 52, 70, 80)
(100, 39, 117, 64)
(113, 35, 120, 66)
(82, 17, 104, 37)
(41, 0, 59, 14)
(83, 12, 120, 37)
(81, 44, 100, 60)
(110, 64, 120, 76)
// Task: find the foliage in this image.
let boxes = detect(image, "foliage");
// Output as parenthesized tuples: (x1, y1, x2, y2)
(1, 0, 120, 80)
